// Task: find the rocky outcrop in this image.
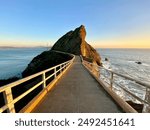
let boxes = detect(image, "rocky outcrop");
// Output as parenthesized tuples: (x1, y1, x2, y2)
(135, 61, 142, 64)
(22, 25, 101, 77)
(0, 77, 19, 87)
(22, 51, 72, 77)
(51, 25, 101, 65)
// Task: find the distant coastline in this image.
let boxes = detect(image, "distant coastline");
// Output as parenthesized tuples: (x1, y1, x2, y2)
(0, 46, 50, 49)
(1, 46, 150, 49)
(95, 48, 150, 49)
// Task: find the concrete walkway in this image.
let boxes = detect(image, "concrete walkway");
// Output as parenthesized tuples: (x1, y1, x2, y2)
(33, 56, 122, 113)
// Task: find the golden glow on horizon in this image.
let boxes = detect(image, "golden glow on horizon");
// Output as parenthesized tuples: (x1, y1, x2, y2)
(0, 36, 150, 48)
(93, 37, 150, 48)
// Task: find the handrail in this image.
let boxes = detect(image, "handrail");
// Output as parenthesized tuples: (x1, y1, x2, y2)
(0, 51, 75, 113)
(81, 56, 150, 112)
(0, 59, 72, 93)
(82, 59, 150, 90)
(91, 63, 150, 89)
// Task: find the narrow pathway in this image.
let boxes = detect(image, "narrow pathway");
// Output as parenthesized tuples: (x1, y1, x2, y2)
(33, 56, 122, 113)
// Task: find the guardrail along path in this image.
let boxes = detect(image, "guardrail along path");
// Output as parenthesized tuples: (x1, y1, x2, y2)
(33, 56, 122, 113)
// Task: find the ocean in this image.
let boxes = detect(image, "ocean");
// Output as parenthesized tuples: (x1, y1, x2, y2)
(97, 49, 150, 104)
(0, 47, 47, 79)
(0, 48, 150, 107)
(97, 49, 150, 85)
(0, 48, 150, 83)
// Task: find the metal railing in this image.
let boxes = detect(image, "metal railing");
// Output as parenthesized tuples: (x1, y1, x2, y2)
(81, 57, 150, 112)
(0, 52, 75, 113)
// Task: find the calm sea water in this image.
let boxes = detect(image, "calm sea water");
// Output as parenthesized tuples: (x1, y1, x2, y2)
(0, 47, 47, 79)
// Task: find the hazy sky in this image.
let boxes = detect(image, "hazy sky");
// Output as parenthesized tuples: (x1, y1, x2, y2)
(0, 0, 150, 48)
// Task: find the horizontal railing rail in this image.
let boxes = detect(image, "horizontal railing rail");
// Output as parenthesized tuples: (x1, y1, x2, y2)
(0, 51, 75, 113)
(81, 56, 150, 112)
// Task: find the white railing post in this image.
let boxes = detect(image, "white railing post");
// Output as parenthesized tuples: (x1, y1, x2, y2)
(67, 62, 69, 68)
(65, 63, 67, 69)
(110, 72, 114, 90)
(42, 72, 46, 88)
(54, 67, 57, 78)
(60, 64, 62, 73)
(145, 88, 150, 104)
(3, 88, 15, 113)
(98, 69, 100, 78)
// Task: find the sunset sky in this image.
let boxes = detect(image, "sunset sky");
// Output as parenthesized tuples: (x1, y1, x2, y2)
(0, 0, 150, 48)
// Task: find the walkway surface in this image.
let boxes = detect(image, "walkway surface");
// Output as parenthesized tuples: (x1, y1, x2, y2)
(33, 56, 122, 113)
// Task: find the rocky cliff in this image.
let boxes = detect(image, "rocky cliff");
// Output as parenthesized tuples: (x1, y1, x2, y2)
(22, 51, 72, 77)
(22, 25, 101, 77)
(51, 25, 101, 65)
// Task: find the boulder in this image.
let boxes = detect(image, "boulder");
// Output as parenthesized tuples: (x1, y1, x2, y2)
(51, 25, 101, 65)
(135, 61, 142, 64)
(105, 58, 109, 61)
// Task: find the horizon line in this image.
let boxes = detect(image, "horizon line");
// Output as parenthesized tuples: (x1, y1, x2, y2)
(0, 45, 150, 49)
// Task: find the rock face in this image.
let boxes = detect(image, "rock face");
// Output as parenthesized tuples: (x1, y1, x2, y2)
(22, 25, 101, 77)
(51, 25, 101, 65)
(22, 51, 72, 77)
(135, 61, 142, 64)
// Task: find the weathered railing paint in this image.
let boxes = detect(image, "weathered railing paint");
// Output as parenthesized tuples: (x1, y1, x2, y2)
(81, 56, 150, 112)
(0, 52, 75, 113)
